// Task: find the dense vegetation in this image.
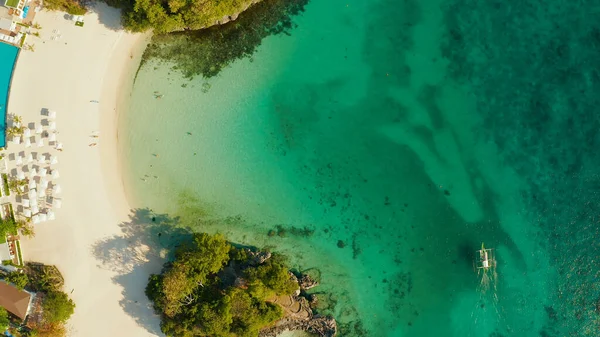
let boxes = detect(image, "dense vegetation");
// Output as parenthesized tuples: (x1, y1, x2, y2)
(0, 307, 9, 329)
(5, 272, 28, 290)
(142, 0, 309, 78)
(41, 291, 75, 324)
(43, 0, 87, 15)
(0, 216, 34, 245)
(121, 0, 255, 33)
(24, 263, 75, 337)
(146, 233, 298, 337)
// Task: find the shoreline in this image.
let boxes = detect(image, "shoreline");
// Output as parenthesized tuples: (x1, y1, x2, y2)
(9, 5, 161, 336)
(100, 31, 150, 220)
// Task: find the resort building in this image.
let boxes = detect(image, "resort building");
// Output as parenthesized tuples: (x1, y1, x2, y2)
(0, 0, 38, 44)
(0, 280, 32, 322)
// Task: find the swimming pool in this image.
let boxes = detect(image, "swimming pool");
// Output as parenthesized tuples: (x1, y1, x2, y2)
(0, 43, 18, 148)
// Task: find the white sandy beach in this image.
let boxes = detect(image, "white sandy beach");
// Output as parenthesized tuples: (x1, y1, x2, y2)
(8, 4, 160, 336)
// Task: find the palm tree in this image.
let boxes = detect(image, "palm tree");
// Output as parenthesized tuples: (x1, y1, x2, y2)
(6, 126, 23, 138)
(12, 115, 22, 128)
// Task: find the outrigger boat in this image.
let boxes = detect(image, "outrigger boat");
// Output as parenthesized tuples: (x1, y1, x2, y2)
(476, 243, 496, 270)
(475, 242, 497, 294)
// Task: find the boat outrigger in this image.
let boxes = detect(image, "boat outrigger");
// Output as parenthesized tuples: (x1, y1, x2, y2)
(476, 243, 496, 270)
(475, 242, 497, 293)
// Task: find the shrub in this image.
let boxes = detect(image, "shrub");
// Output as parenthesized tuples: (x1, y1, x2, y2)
(44, 0, 87, 15)
(42, 291, 75, 323)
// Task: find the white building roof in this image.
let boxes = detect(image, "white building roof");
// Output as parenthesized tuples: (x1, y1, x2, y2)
(0, 17, 12, 31)
(0, 242, 11, 261)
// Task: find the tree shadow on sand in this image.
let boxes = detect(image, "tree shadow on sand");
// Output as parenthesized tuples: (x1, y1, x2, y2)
(87, 1, 125, 32)
(92, 208, 194, 336)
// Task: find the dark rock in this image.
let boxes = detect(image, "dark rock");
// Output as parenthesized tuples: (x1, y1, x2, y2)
(247, 250, 272, 266)
(299, 274, 319, 290)
(259, 314, 337, 337)
(337, 240, 345, 248)
(308, 293, 318, 308)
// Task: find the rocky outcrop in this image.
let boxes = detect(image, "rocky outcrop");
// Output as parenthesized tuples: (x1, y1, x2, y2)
(247, 250, 272, 266)
(299, 274, 319, 290)
(259, 314, 337, 337)
(260, 271, 336, 337)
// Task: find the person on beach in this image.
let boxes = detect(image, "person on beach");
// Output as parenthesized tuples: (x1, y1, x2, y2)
(89, 143, 97, 147)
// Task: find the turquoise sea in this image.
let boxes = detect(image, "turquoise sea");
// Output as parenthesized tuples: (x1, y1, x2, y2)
(118, 0, 599, 335)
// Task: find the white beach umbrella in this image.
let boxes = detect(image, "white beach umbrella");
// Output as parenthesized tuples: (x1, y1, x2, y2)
(47, 211, 55, 221)
(31, 205, 39, 215)
(27, 153, 33, 163)
(39, 168, 47, 176)
(49, 122, 56, 130)
(51, 170, 59, 179)
(35, 125, 43, 134)
(36, 138, 44, 147)
(12, 136, 20, 145)
(22, 199, 30, 208)
(28, 189, 36, 199)
(29, 168, 37, 178)
(23, 209, 31, 218)
(52, 184, 61, 194)
(53, 198, 62, 209)
(39, 213, 47, 222)
(17, 171, 25, 180)
(28, 180, 36, 189)
(24, 138, 30, 148)
(48, 133, 56, 142)
(32, 215, 40, 224)
(23, 128, 31, 137)
(50, 156, 58, 164)
(48, 110, 56, 119)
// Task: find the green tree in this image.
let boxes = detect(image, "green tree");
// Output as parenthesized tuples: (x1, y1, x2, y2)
(43, 0, 86, 15)
(121, 0, 254, 33)
(42, 291, 75, 323)
(194, 300, 232, 337)
(147, 233, 231, 317)
(0, 217, 17, 239)
(228, 288, 282, 336)
(244, 258, 298, 299)
(176, 232, 231, 277)
(5, 272, 28, 290)
(0, 307, 9, 329)
(147, 233, 294, 337)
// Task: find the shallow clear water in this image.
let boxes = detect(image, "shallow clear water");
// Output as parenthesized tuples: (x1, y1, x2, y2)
(0, 43, 18, 147)
(120, 0, 599, 335)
